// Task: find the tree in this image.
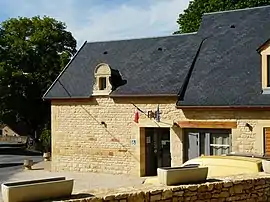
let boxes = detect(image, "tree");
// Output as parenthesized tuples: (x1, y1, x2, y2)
(175, 0, 270, 34)
(0, 16, 77, 136)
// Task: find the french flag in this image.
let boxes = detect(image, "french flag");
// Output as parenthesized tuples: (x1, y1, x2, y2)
(134, 109, 139, 123)
(155, 105, 160, 122)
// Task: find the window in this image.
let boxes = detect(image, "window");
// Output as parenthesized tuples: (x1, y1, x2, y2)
(210, 133, 231, 155)
(267, 55, 270, 87)
(185, 129, 231, 161)
(258, 42, 270, 91)
(99, 77, 107, 90)
(93, 63, 112, 95)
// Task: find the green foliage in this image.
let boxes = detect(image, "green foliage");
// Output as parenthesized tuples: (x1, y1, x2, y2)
(39, 128, 51, 152)
(175, 0, 270, 34)
(0, 16, 77, 135)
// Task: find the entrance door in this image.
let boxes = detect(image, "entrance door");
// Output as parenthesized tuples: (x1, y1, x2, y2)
(186, 132, 200, 161)
(145, 128, 171, 176)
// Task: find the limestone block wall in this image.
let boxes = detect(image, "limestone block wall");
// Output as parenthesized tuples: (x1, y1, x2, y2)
(0, 136, 27, 143)
(51, 97, 181, 175)
(183, 110, 270, 154)
(65, 176, 270, 202)
(51, 97, 270, 175)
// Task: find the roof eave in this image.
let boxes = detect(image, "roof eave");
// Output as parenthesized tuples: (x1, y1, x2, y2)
(44, 94, 178, 100)
(257, 38, 270, 53)
(109, 94, 178, 98)
(43, 96, 92, 100)
(176, 105, 270, 110)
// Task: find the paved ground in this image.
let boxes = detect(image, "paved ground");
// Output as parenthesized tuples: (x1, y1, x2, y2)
(0, 154, 42, 186)
(0, 153, 144, 201)
(2, 161, 144, 192)
(0, 145, 43, 202)
(0, 154, 42, 165)
(0, 145, 43, 182)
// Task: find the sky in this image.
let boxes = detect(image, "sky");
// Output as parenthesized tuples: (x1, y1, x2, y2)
(0, 0, 191, 47)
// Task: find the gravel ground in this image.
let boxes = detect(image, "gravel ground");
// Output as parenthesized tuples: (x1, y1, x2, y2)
(0, 161, 144, 201)
(2, 161, 270, 202)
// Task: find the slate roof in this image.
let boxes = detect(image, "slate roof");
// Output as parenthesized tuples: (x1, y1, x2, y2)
(44, 5, 270, 107)
(44, 33, 202, 98)
(179, 5, 270, 106)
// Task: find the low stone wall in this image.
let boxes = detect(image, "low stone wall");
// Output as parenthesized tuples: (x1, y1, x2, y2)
(0, 136, 27, 143)
(65, 175, 270, 202)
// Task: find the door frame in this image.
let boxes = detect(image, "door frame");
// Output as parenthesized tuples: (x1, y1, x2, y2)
(144, 127, 171, 176)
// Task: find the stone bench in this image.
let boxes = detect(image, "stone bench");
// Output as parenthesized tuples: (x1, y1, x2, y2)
(157, 166, 208, 186)
(1, 177, 73, 202)
(262, 159, 270, 173)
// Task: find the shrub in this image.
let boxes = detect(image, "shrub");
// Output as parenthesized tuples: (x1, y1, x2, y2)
(39, 129, 51, 152)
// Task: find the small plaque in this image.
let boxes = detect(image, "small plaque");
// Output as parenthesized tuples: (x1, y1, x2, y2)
(146, 136, 151, 144)
(161, 140, 167, 145)
(131, 139, 136, 145)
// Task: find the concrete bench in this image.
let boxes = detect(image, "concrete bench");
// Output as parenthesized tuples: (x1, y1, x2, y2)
(262, 159, 270, 173)
(1, 177, 73, 202)
(157, 166, 208, 186)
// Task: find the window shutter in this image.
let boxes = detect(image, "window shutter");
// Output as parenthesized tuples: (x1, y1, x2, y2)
(264, 128, 270, 156)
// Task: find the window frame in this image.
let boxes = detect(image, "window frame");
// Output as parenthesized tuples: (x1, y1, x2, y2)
(185, 129, 232, 157)
(99, 77, 107, 90)
(267, 55, 270, 87)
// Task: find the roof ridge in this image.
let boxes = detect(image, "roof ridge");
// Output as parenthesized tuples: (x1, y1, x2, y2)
(178, 36, 208, 100)
(86, 32, 198, 44)
(203, 5, 270, 16)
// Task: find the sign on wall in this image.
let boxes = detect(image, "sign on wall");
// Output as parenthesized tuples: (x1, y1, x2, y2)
(146, 136, 151, 144)
(131, 139, 136, 146)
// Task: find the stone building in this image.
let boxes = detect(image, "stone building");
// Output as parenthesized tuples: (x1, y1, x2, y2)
(43, 6, 270, 176)
(0, 124, 20, 137)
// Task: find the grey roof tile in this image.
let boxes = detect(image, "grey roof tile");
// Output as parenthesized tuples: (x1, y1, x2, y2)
(44, 5, 270, 107)
(179, 5, 270, 106)
(44, 34, 202, 98)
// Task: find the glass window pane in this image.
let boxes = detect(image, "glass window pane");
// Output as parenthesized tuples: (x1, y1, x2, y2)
(210, 131, 230, 156)
(199, 133, 205, 156)
(99, 77, 107, 90)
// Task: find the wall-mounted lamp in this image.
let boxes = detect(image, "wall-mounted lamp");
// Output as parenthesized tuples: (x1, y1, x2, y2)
(245, 123, 253, 131)
(147, 111, 155, 119)
(101, 121, 107, 128)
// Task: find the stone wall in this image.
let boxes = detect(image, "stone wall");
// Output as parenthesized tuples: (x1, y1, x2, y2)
(51, 97, 270, 175)
(0, 136, 27, 143)
(66, 176, 270, 202)
(51, 97, 181, 175)
(183, 110, 270, 155)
